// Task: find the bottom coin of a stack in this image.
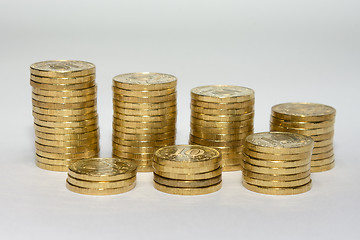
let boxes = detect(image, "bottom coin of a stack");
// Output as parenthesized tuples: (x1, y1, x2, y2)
(66, 158, 137, 195)
(154, 173, 221, 188)
(36, 160, 69, 172)
(242, 180, 312, 195)
(153, 181, 222, 195)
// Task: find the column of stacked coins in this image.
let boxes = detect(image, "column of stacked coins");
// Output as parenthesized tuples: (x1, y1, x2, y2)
(153, 145, 222, 195)
(242, 132, 314, 195)
(66, 158, 137, 195)
(30, 60, 100, 171)
(189, 85, 255, 171)
(112, 72, 177, 172)
(270, 103, 336, 172)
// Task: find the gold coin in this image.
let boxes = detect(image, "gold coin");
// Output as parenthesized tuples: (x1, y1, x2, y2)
(34, 117, 98, 128)
(222, 164, 243, 171)
(243, 169, 310, 181)
(189, 135, 246, 147)
(154, 167, 222, 180)
(222, 158, 242, 165)
(191, 99, 255, 109)
(191, 126, 253, 135)
(66, 181, 136, 195)
(242, 179, 312, 195)
(270, 124, 334, 135)
(245, 132, 314, 154)
(311, 149, 334, 160)
(191, 105, 254, 115)
(270, 116, 335, 129)
(153, 181, 222, 195)
(242, 160, 310, 175)
(112, 150, 154, 160)
(314, 138, 334, 148)
(271, 102, 336, 122)
(113, 98, 176, 109)
(36, 149, 99, 160)
(310, 131, 335, 141)
(36, 160, 68, 172)
(35, 135, 98, 147)
(136, 165, 154, 172)
(191, 85, 254, 103)
(32, 85, 97, 97)
(114, 106, 176, 116)
(113, 118, 176, 128)
(113, 131, 175, 141)
(33, 111, 97, 122)
(112, 142, 160, 153)
(113, 72, 177, 90)
(243, 153, 310, 168)
(33, 105, 96, 116)
(114, 93, 176, 103)
(113, 124, 176, 134)
(153, 162, 220, 174)
(68, 158, 137, 181)
(34, 123, 98, 134)
(243, 148, 310, 161)
(187, 142, 245, 153)
(113, 112, 176, 122)
(311, 161, 335, 172)
(30, 60, 95, 78)
(113, 86, 175, 97)
(112, 135, 175, 147)
(311, 155, 335, 166)
(30, 74, 95, 84)
(220, 152, 243, 160)
(243, 175, 311, 188)
(32, 92, 96, 104)
(67, 175, 136, 189)
(190, 129, 253, 140)
(191, 117, 254, 128)
(312, 144, 333, 154)
(32, 99, 96, 109)
(36, 154, 75, 165)
(35, 141, 99, 154)
(191, 112, 254, 122)
(30, 79, 96, 91)
(35, 129, 99, 141)
(153, 173, 221, 188)
(114, 116, 176, 124)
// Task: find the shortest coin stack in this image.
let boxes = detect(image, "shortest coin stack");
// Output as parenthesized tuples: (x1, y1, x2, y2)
(66, 158, 137, 195)
(242, 132, 314, 195)
(153, 145, 222, 195)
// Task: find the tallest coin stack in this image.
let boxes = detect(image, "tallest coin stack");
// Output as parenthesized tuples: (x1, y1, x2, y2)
(30, 60, 100, 171)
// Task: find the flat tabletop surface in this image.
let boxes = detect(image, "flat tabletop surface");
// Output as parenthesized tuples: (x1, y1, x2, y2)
(1, 1, 359, 239)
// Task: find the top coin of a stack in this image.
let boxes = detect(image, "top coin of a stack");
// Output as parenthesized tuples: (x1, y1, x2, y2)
(191, 85, 254, 103)
(245, 132, 314, 154)
(68, 158, 137, 182)
(113, 72, 177, 90)
(30, 60, 95, 78)
(272, 103, 336, 122)
(154, 145, 221, 168)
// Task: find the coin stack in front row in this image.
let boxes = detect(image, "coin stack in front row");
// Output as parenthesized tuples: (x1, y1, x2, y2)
(112, 72, 177, 172)
(270, 102, 336, 172)
(66, 158, 137, 195)
(189, 85, 255, 171)
(242, 132, 314, 195)
(30, 60, 100, 171)
(153, 145, 222, 195)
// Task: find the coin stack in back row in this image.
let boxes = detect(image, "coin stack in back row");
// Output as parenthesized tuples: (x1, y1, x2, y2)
(270, 102, 336, 172)
(153, 145, 222, 195)
(66, 158, 137, 195)
(189, 85, 255, 171)
(242, 132, 314, 195)
(112, 72, 177, 172)
(30, 60, 100, 171)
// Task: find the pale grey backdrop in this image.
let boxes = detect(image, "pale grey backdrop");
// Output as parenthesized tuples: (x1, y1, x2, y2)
(0, 0, 359, 239)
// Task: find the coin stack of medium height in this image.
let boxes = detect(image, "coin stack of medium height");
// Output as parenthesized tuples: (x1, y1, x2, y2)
(270, 103, 336, 172)
(66, 158, 137, 195)
(242, 132, 314, 195)
(189, 85, 255, 171)
(153, 145, 222, 195)
(30, 60, 100, 171)
(112, 73, 177, 172)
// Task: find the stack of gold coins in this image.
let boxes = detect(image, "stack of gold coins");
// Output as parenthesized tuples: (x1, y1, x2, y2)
(242, 132, 314, 195)
(153, 145, 222, 195)
(30, 60, 100, 171)
(189, 85, 255, 171)
(66, 158, 137, 195)
(270, 102, 336, 172)
(112, 72, 177, 172)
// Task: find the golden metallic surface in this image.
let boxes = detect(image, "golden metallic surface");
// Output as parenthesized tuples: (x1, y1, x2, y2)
(242, 179, 312, 195)
(153, 162, 221, 174)
(154, 167, 222, 180)
(245, 132, 314, 154)
(191, 112, 254, 122)
(189, 135, 246, 147)
(113, 131, 174, 141)
(34, 123, 98, 134)
(30, 79, 96, 91)
(242, 160, 311, 175)
(68, 158, 137, 181)
(222, 157, 242, 165)
(270, 124, 334, 135)
(136, 165, 154, 172)
(113, 72, 177, 90)
(33, 111, 97, 122)
(311, 161, 335, 172)
(313, 138, 334, 147)
(35, 135, 98, 147)
(113, 124, 176, 134)
(113, 99, 176, 109)
(67, 175, 136, 189)
(66, 181, 136, 195)
(36, 160, 68, 172)
(190, 129, 253, 139)
(35, 141, 99, 154)
(35, 129, 99, 141)
(112, 150, 154, 160)
(243, 175, 311, 188)
(222, 164, 243, 171)
(113, 86, 176, 97)
(153, 181, 222, 195)
(30, 60, 95, 78)
(113, 118, 176, 128)
(30, 74, 95, 84)
(311, 149, 334, 160)
(114, 93, 176, 103)
(34, 117, 98, 128)
(35, 154, 75, 165)
(114, 106, 176, 116)
(270, 116, 335, 129)
(191, 99, 254, 109)
(153, 173, 221, 188)
(32, 86, 97, 97)
(311, 155, 335, 166)
(36, 149, 99, 160)
(243, 148, 311, 161)
(191, 85, 254, 103)
(312, 144, 333, 154)
(191, 117, 254, 128)
(309, 131, 334, 141)
(191, 105, 254, 115)
(32, 99, 96, 109)
(32, 92, 96, 104)
(243, 153, 310, 168)
(33, 105, 97, 116)
(271, 102, 336, 122)
(112, 142, 160, 153)
(243, 169, 311, 181)
(113, 112, 176, 122)
(112, 135, 175, 147)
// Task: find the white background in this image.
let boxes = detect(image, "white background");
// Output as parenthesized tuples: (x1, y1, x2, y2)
(0, 0, 359, 239)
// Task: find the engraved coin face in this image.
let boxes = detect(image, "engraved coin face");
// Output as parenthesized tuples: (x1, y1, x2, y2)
(246, 132, 313, 149)
(69, 158, 137, 177)
(113, 72, 177, 85)
(31, 60, 95, 73)
(191, 85, 254, 98)
(272, 103, 336, 117)
(155, 145, 220, 163)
